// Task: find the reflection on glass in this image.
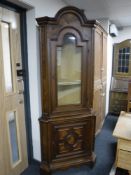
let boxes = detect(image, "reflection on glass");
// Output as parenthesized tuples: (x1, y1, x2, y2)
(8, 111, 20, 164)
(1, 22, 13, 93)
(57, 34, 82, 105)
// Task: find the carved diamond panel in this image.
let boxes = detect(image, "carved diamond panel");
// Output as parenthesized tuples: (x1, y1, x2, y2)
(52, 119, 93, 158)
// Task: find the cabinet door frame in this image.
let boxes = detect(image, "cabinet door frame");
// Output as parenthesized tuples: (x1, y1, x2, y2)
(113, 39, 131, 77)
(0, 1, 33, 163)
(50, 27, 92, 114)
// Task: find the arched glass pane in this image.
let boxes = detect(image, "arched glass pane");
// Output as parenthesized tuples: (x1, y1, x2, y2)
(57, 34, 82, 105)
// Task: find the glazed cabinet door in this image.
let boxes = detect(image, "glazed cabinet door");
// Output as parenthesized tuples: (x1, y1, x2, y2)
(56, 33, 82, 106)
(113, 40, 131, 77)
(49, 27, 93, 115)
(37, 7, 94, 117)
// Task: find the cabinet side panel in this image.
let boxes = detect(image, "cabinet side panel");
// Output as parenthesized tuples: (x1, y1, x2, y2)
(93, 29, 107, 133)
(93, 29, 102, 133)
(40, 120, 49, 162)
(39, 26, 51, 114)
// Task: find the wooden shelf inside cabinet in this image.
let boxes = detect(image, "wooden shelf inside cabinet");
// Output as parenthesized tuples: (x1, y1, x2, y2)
(109, 90, 128, 115)
(58, 80, 81, 86)
(111, 89, 128, 93)
(36, 6, 107, 175)
(109, 76, 128, 115)
(58, 80, 81, 105)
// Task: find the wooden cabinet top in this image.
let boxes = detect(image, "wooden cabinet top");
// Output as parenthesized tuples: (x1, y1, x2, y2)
(36, 6, 106, 33)
(113, 111, 131, 140)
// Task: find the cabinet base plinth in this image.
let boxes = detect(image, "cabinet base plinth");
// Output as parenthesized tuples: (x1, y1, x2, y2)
(40, 168, 52, 175)
(40, 153, 96, 175)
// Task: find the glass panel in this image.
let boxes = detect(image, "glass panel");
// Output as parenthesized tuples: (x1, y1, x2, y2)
(117, 47, 130, 73)
(1, 22, 13, 93)
(8, 111, 20, 164)
(57, 34, 82, 105)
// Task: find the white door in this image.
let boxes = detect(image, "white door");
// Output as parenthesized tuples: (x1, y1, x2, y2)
(0, 6, 28, 175)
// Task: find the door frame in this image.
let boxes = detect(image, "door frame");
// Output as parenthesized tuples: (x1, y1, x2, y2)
(0, 0, 33, 164)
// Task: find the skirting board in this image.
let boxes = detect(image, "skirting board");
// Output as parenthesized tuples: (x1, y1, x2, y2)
(110, 164, 116, 175)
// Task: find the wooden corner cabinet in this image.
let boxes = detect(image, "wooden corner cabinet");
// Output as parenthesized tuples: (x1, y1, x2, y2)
(109, 40, 131, 115)
(36, 6, 107, 175)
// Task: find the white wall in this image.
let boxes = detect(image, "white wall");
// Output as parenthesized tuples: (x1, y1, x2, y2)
(24, 0, 66, 17)
(106, 35, 113, 113)
(113, 26, 131, 43)
(26, 8, 41, 161)
(15, 0, 66, 161)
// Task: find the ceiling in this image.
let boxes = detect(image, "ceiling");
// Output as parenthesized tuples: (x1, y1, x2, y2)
(63, 0, 131, 27)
